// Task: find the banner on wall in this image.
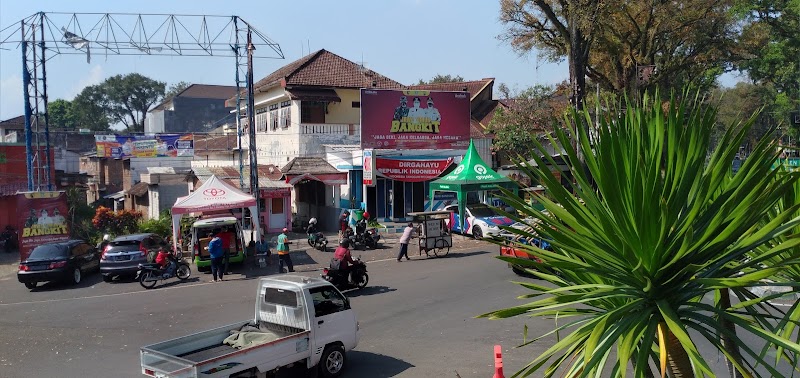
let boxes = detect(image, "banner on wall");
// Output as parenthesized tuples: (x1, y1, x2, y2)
(363, 149, 375, 186)
(376, 157, 453, 182)
(17, 191, 70, 261)
(360, 89, 470, 150)
(95, 134, 194, 158)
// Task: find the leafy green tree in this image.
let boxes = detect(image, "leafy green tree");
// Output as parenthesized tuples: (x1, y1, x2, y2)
(416, 74, 465, 85)
(164, 81, 191, 99)
(736, 0, 800, 110)
(488, 83, 567, 162)
(499, 0, 739, 106)
(481, 90, 800, 377)
(99, 73, 165, 133)
(710, 82, 790, 150)
(47, 99, 77, 129)
(72, 85, 111, 132)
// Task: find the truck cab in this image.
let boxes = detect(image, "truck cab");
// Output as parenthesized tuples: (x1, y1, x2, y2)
(141, 276, 360, 378)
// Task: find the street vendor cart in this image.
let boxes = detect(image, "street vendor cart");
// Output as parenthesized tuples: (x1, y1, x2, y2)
(408, 211, 453, 258)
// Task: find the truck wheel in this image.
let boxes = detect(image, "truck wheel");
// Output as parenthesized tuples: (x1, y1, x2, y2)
(319, 344, 346, 377)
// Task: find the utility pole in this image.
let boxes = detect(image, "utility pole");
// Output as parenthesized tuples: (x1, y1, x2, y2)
(247, 30, 260, 217)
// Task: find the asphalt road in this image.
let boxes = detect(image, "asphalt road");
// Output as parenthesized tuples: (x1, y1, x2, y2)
(0, 240, 795, 377)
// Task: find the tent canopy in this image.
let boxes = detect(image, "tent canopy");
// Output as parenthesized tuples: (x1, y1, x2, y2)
(428, 140, 518, 230)
(170, 175, 260, 251)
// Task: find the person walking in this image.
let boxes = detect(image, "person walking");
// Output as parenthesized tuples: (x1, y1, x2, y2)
(276, 228, 294, 273)
(397, 222, 416, 262)
(207, 234, 225, 282)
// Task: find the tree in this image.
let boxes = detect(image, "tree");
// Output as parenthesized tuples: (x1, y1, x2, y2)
(499, 0, 739, 106)
(481, 90, 800, 377)
(164, 81, 191, 99)
(99, 73, 165, 133)
(72, 85, 111, 132)
(710, 82, 789, 151)
(416, 74, 465, 85)
(736, 0, 800, 120)
(488, 83, 568, 161)
(47, 99, 77, 129)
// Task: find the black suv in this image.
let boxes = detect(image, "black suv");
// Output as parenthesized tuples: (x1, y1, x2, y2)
(18, 240, 100, 289)
(100, 233, 164, 282)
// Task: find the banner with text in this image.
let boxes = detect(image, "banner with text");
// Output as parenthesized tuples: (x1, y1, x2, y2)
(17, 191, 70, 261)
(95, 134, 194, 158)
(363, 149, 375, 186)
(361, 89, 470, 149)
(376, 157, 453, 182)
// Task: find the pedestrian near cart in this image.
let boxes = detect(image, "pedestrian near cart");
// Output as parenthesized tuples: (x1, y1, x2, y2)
(207, 235, 225, 282)
(397, 222, 416, 262)
(276, 228, 294, 273)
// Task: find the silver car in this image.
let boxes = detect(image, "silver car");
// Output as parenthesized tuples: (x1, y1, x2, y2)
(100, 233, 164, 282)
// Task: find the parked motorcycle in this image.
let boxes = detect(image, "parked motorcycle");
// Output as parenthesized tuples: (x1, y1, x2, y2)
(307, 232, 329, 252)
(138, 253, 191, 289)
(360, 228, 381, 249)
(342, 228, 364, 250)
(321, 256, 368, 290)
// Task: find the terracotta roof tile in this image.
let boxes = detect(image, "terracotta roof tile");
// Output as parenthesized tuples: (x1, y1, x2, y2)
(0, 116, 25, 129)
(281, 157, 341, 176)
(407, 79, 494, 101)
(254, 49, 404, 92)
(193, 134, 239, 155)
(126, 182, 149, 197)
(177, 84, 237, 99)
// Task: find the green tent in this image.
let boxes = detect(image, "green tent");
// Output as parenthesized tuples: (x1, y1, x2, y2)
(429, 140, 518, 231)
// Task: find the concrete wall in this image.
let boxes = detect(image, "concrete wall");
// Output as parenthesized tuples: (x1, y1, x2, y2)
(149, 182, 188, 219)
(54, 148, 80, 173)
(146, 110, 165, 134)
(325, 89, 361, 124)
(128, 157, 193, 182)
(190, 154, 239, 168)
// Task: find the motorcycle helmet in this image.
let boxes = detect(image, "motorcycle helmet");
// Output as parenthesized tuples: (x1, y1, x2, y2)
(340, 239, 350, 248)
(102, 234, 110, 241)
(309, 218, 317, 225)
(362, 211, 370, 220)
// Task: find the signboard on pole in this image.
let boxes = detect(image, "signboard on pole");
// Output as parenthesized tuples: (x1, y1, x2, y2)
(16, 191, 70, 261)
(363, 149, 375, 186)
(360, 89, 470, 150)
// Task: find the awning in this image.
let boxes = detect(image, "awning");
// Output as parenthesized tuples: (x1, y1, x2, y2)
(286, 88, 341, 102)
(104, 191, 125, 201)
(126, 182, 149, 197)
(286, 172, 348, 186)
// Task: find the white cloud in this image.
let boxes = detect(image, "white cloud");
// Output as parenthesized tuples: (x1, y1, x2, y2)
(66, 64, 104, 99)
(0, 74, 23, 120)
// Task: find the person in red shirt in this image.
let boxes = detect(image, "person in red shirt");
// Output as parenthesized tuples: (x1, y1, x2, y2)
(154, 244, 175, 278)
(216, 226, 236, 274)
(333, 239, 355, 281)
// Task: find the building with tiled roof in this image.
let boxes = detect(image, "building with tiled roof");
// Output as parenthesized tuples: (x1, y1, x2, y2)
(146, 84, 237, 134)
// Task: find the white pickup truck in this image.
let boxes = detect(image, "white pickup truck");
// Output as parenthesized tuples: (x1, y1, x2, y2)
(140, 276, 360, 378)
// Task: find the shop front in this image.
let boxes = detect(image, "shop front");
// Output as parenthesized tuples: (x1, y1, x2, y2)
(258, 182, 292, 233)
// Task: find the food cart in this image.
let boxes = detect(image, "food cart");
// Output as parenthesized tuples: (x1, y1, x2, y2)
(408, 211, 453, 258)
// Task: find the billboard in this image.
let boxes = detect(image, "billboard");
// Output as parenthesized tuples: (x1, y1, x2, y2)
(17, 191, 70, 261)
(361, 89, 470, 149)
(95, 134, 194, 158)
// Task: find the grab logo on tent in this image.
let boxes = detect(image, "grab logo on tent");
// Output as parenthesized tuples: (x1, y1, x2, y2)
(203, 188, 226, 197)
(474, 165, 487, 175)
(452, 166, 465, 175)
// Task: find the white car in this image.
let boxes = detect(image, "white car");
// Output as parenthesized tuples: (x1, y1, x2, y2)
(443, 203, 514, 239)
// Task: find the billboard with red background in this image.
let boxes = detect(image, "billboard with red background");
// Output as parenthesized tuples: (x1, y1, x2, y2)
(17, 191, 70, 261)
(376, 157, 453, 182)
(361, 89, 470, 149)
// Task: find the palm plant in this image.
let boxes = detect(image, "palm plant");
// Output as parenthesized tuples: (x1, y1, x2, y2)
(480, 91, 800, 377)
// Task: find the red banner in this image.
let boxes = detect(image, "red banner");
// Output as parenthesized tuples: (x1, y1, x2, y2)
(376, 157, 453, 182)
(361, 89, 471, 149)
(17, 191, 70, 261)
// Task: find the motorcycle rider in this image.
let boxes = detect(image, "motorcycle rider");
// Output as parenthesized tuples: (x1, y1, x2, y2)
(155, 244, 176, 279)
(96, 234, 111, 252)
(333, 239, 355, 283)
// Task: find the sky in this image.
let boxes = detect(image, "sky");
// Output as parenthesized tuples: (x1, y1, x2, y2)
(0, 0, 740, 122)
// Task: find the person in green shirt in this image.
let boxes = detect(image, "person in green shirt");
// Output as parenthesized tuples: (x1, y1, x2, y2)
(276, 228, 293, 273)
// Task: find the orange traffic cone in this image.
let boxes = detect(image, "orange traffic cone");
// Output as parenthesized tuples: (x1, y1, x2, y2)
(493, 344, 504, 378)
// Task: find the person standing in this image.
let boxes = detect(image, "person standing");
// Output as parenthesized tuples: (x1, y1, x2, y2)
(339, 211, 350, 240)
(208, 234, 224, 282)
(255, 234, 272, 266)
(397, 222, 416, 262)
(276, 228, 294, 273)
(217, 226, 235, 274)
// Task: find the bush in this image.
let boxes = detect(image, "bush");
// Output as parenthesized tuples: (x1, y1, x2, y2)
(92, 206, 142, 236)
